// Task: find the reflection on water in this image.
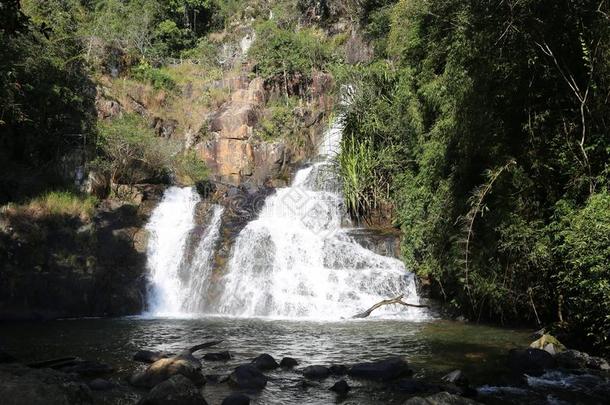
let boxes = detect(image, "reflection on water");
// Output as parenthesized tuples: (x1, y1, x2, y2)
(0, 317, 530, 404)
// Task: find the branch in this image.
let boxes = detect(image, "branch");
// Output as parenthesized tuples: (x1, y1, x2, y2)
(352, 295, 428, 319)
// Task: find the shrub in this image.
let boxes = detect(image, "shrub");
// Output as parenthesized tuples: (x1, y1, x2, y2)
(173, 150, 209, 185)
(2, 191, 98, 221)
(130, 61, 176, 90)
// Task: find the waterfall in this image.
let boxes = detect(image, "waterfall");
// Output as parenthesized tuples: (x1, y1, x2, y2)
(144, 186, 224, 316)
(215, 119, 427, 320)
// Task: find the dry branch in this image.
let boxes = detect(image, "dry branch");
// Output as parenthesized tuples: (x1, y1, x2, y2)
(352, 295, 428, 319)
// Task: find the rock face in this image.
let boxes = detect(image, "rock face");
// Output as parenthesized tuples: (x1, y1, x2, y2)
(507, 348, 556, 374)
(0, 363, 93, 405)
(138, 374, 208, 405)
(348, 357, 412, 381)
(228, 365, 268, 390)
(130, 353, 204, 388)
(0, 189, 163, 320)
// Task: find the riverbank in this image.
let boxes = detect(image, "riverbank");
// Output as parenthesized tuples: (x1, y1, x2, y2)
(1, 317, 608, 404)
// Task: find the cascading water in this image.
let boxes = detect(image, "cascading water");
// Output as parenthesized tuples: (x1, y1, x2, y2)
(215, 119, 427, 320)
(144, 186, 224, 316)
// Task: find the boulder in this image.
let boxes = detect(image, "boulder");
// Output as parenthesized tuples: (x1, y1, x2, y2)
(508, 348, 556, 374)
(441, 370, 468, 387)
(329, 364, 348, 375)
(404, 392, 481, 405)
(329, 379, 350, 395)
(302, 365, 330, 380)
(138, 375, 208, 405)
(251, 354, 278, 370)
(348, 357, 412, 381)
(529, 334, 566, 355)
(130, 353, 204, 388)
(0, 363, 93, 405)
(279, 357, 298, 368)
(221, 393, 250, 405)
(554, 349, 610, 371)
(229, 365, 268, 390)
(134, 350, 172, 364)
(203, 351, 231, 361)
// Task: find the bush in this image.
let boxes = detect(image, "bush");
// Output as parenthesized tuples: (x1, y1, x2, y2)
(130, 61, 176, 90)
(173, 150, 209, 185)
(2, 191, 98, 221)
(555, 193, 610, 351)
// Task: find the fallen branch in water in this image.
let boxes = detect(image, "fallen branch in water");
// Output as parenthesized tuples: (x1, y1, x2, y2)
(352, 295, 428, 319)
(188, 340, 223, 353)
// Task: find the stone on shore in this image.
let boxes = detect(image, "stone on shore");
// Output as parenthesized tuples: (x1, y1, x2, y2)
(138, 374, 208, 405)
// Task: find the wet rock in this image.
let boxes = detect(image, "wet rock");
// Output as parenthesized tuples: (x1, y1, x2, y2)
(251, 354, 278, 370)
(280, 357, 298, 368)
(138, 374, 208, 405)
(134, 350, 172, 364)
(130, 353, 204, 388)
(229, 365, 268, 390)
(302, 365, 330, 380)
(441, 370, 468, 387)
(329, 364, 348, 375)
(396, 378, 433, 394)
(329, 379, 350, 395)
(0, 363, 93, 405)
(204, 374, 229, 384)
(87, 378, 116, 391)
(348, 357, 412, 381)
(203, 351, 231, 361)
(404, 392, 481, 404)
(555, 349, 610, 371)
(221, 393, 250, 405)
(508, 348, 556, 374)
(57, 360, 114, 377)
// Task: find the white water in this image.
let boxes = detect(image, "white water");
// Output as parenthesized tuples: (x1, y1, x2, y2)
(215, 119, 427, 320)
(144, 186, 224, 316)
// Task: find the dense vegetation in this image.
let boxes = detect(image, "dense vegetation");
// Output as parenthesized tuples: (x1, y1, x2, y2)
(339, 0, 610, 352)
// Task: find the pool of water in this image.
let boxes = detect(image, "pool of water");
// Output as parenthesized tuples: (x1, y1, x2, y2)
(1, 316, 535, 404)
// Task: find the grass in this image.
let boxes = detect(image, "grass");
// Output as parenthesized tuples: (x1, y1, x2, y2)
(1, 191, 98, 221)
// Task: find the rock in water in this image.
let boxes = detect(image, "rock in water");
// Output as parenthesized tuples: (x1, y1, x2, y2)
(203, 351, 231, 361)
(302, 365, 330, 380)
(130, 353, 204, 388)
(221, 393, 250, 405)
(508, 348, 556, 374)
(404, 392, 482, 404)
(251, 354, 278, 370)
(138, 375, 208, 405)
(279, 357, 298, 368)
(330, 379, 350, 395)
(134, 350, 172, 364)
(229, 365, 268, 390)
(348, 357, 412, 381)
(87, 378, 116, 391)
(0, 363, 93, 405)
(529, 334, 566, 355)
(56, 360, 114, 377)
(441, 370, 468, 387)
(329, 364, 348, 375)
(554, 349, 610, 371)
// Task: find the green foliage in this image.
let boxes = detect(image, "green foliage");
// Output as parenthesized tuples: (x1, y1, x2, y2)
(341, 0, 610, 351)
(249, 20, 335, 92)
(555, 193, 610, 350)
(258, 98, 297, 140)
(173, 149, 209, 185)
(130, 61, 176, 90)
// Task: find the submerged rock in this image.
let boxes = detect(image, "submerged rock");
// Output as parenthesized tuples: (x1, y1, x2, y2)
(229, 365, 268, 390)
(302, 365, 330, 380)
(138, 374, 208, 405)
(130, 353, 204, 388)
(329, 364, 348, 375)
(348, 357, 412, 381)
(396, 378, 434, 394)
(221, 393, 250, 405)
(508, 348, 556, 374)
(0, 363, 93, 405)
(251, 354, 278, 370)
(280, 357, 298, 368)
(329, 379, 350, 395)
(404, 392, 481, 404)
(203, 351, 231, 361)
(134, 350, 172, 364)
